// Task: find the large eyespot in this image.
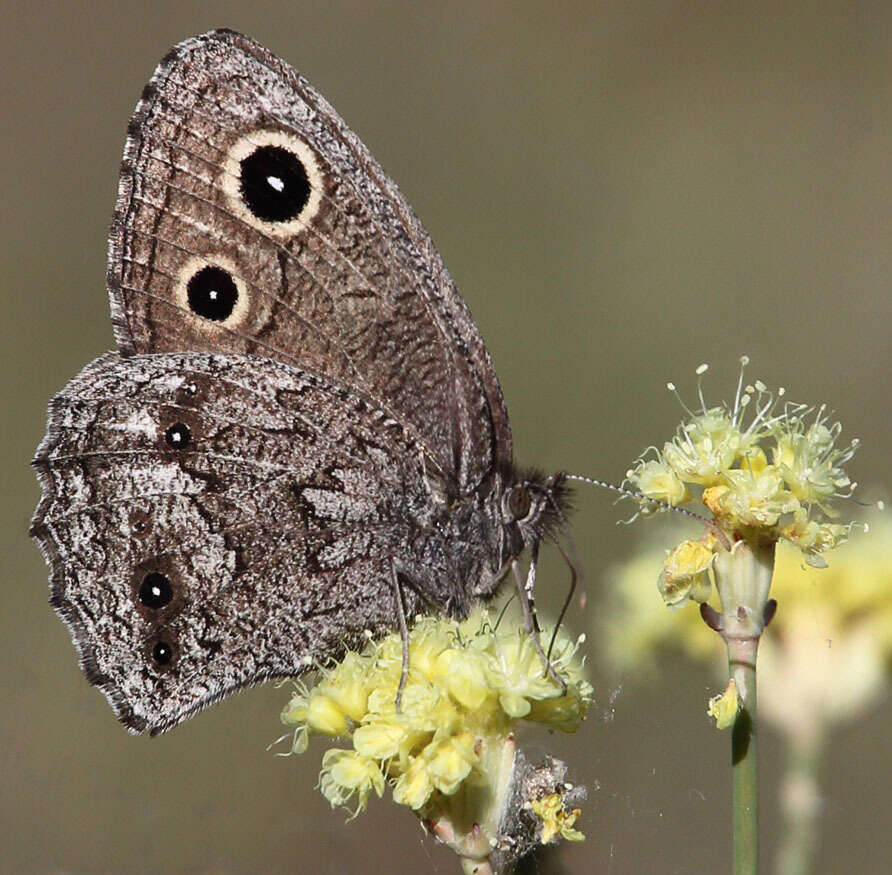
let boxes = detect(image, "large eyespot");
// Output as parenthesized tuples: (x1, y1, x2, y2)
(164, 422, 191, 449)
(239, 145, 310, 222)
(139, 572, 173, 609)
(221, 130, 323, 237)
(132, 562, 182, 617)
(507, 484, 533, 521)
(174, 255, 249, 330)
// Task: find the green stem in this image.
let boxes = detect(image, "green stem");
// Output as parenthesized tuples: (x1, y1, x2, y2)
(729, 636, 759, 875)
(712, 538, 775, 875)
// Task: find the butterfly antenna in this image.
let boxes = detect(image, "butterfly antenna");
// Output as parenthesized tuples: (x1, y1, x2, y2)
(565, 474, 710, 524)
(565, 474, 731, 549)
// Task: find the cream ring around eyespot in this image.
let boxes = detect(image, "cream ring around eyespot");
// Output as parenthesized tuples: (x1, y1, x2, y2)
(174, 254, 250, 332)
(221, 129, 324, 238)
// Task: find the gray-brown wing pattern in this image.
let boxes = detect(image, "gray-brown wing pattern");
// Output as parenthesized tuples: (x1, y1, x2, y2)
(31, 351, 452, 735)
(108, 29, 512, 492)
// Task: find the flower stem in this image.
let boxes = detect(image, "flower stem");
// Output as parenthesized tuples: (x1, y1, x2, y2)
(712, 539, 774, 875)
(429, 735, 517, 871)
(728, 636, 759, 875)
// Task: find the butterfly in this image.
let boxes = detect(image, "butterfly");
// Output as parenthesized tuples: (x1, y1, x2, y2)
(31, 29, 570, 736)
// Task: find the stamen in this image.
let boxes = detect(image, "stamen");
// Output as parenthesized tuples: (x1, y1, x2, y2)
(732, 355, 750, 419)
(667, 381, 696, 419)
(696, 363, 710, 413)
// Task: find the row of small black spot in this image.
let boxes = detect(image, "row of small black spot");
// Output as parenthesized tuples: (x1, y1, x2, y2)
(139, 571, 175, 665)
(146, 420, 193, 666)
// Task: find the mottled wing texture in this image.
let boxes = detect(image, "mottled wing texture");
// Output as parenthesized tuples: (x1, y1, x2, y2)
(31, 352, 438, 735)
(109, 28, 511, 492)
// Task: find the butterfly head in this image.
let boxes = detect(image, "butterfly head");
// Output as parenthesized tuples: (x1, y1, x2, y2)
(499, 468, 571, 549)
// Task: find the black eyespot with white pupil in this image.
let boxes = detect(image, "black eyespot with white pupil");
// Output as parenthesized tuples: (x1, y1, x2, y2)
(187, 266, 238, 321)
(152, 640, 174, 665)
(239, 145, 310, 222)
(164, 422, 191, 448)
(507, 485, 533, 521)
(139, 571, 173, 609)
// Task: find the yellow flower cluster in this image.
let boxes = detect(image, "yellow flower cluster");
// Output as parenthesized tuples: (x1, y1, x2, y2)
(603, 510, 892, 728)
(626, 360, 858, 566)
(281, 609, 591, 816)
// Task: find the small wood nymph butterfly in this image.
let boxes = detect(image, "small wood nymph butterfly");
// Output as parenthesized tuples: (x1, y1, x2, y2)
(31, 29, 570, 736)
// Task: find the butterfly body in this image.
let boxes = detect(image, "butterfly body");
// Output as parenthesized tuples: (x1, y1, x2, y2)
(32, 30, 566, 735)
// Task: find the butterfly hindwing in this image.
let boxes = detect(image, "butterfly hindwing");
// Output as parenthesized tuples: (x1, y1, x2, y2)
(31, 351, 450, 734)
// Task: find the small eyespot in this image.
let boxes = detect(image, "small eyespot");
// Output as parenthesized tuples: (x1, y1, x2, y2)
(139, 572, 173, 609)
(128, 508, 150, 536)
(186, 266, 238, 321)
(239, 145, 310, 222)
(164, 422, 191, 449)
(507, 485, 533, 521)
(152, 640, 174, 665)
(175, 380, 203, 408)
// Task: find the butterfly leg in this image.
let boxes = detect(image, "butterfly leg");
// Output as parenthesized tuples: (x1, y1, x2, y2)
(546, 539, 580, 661)
(389, 561, 411, 714)
(511, 546, 567, 695)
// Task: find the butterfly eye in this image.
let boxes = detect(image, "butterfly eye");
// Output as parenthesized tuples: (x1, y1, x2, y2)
(507, 485, 533, 521)
(186, 265, 239, 321)
(139, 572, 173, 609)
(164, 422, 191, 449)
(151, 640, 175, 666)
(239, 145, 310, 222)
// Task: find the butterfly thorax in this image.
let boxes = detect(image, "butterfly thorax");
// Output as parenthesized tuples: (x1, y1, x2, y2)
(395, 467, 569, 619)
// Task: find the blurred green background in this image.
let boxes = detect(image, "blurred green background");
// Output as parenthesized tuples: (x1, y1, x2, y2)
(2, 1, 890, 872)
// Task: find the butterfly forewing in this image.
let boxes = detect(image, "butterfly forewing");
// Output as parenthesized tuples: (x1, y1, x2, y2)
(109, 29, 511, 492)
